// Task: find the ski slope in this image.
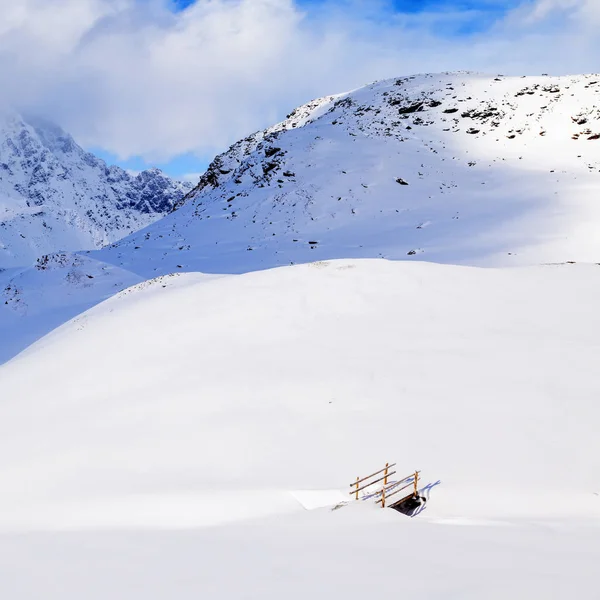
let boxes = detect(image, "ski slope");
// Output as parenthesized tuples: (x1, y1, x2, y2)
(0, 259, 598, 597)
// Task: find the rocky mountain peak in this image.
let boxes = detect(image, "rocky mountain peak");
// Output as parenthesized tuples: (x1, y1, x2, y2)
(0, 110, 192, 268)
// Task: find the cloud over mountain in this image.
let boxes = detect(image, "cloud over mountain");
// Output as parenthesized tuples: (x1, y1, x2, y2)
(0, 0, 598, 162)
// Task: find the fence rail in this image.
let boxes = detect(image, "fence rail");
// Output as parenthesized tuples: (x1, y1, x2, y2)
(348, 471, 397, 496)
(349, 463, 420, 508)
(349, 463, 397, 488)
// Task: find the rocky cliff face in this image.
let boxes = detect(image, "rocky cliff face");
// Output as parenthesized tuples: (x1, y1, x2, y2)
(0, 113, 192, 268)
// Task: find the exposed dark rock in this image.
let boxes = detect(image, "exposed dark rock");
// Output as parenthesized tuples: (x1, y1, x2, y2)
(264, 147, 282, 157)
(397, 102, 425, 114)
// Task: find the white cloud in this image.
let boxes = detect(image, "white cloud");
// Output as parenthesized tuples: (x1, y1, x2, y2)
(181, 172, 202, 183)
(0, 0, 598, 162)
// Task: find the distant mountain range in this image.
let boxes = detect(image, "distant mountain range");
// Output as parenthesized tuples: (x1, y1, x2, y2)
(0, 112, 191, 269)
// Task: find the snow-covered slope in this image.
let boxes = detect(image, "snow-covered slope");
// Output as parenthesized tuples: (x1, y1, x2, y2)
(2, 259, 599, 524)
(0, 253, 142, 363)
(4, 72, 600, 364)
(0, 112, 192, 268)
(0, 259, 598, 597)
(96, 72, 600, 277)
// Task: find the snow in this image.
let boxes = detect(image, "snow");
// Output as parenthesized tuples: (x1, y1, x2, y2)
(1, 508, 599, 600)
(1, 73, 600, 595)
(0, 112, 192, 360)
(0, 111, 191, 269)
(96, 72, 600, 276)
(0, 254, 143, 363)
(4, 72, 600, 363)
(0, 259, 599, 596)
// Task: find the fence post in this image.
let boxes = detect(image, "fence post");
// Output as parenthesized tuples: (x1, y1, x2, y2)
(383, 462, 389, 486)
(381, 485, 386, 509)
(414, 471, 419, 496)
(355, 476, 360, 500)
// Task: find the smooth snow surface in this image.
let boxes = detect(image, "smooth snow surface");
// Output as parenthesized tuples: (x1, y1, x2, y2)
(1, 509, 599, 600)
(0, 259, 599, 597)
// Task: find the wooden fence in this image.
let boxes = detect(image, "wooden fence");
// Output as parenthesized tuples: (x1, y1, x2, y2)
(349, 463, 420, 509)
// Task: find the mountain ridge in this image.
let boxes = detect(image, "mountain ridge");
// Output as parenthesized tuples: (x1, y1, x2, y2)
(95, 71, 600, 278)
(0, 111, 192, 268)
(3, 71, 600, 362)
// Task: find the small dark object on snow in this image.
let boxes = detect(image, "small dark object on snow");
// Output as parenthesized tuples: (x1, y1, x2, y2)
(396, 178, 409, 185)
(264, 146, 281, 157)
(397, 102, 424, 114)
(390, 494, 426, 516)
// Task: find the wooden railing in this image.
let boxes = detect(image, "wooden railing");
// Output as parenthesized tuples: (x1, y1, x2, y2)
(349, 463, 420, 508)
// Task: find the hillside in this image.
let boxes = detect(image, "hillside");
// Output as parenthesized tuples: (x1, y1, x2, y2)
(0, 112, 191, 268)
(96, 72, 600, 277)
(0, 259, 598, 597)
(3, 71, 600, 363)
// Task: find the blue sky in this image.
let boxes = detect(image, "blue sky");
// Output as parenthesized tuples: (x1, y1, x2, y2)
(92, 0, 525, 179)
(173, 0, 522, 15)
(7, 0, 594, 175)
(91, 148, 206, 180)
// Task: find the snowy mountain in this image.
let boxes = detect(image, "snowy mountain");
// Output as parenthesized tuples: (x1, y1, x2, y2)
(95, 72, 600, 277)
(0, 111, 192, 268)
(3, 72, 600, 363)
(2, 73, 600, 597)
(1, 259, 599, 596)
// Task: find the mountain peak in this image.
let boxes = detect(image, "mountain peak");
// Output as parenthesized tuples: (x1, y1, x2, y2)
(25, 115, 78, 156)
(98, 72, 600, 277)
(0, 111, 192, 268)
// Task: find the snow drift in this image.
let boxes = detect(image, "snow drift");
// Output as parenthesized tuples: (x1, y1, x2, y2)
(1, 258, 599, 598)
(1, 259, 598, 530)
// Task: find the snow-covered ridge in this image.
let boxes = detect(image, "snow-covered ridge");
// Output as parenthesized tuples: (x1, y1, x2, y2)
(0, 112, 192, 268)
(3, 72, 600, 363)
(98, 72, 600, 279)
(171, 92, 341, 211)
(185, 71, 600, 202)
